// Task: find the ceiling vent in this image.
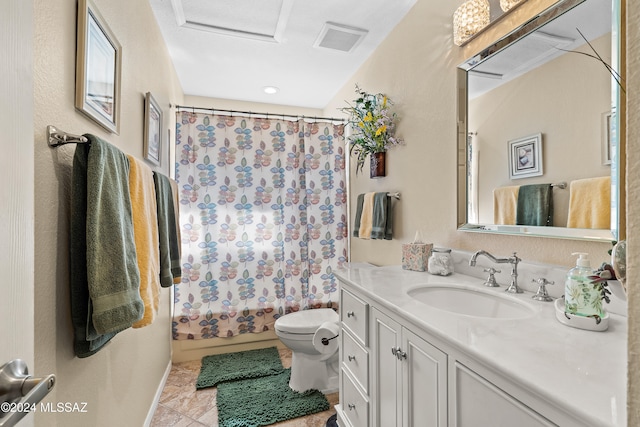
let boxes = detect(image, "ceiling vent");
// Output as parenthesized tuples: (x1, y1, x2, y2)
(314, 22, 368, 53)
(170, 0, 294, 43)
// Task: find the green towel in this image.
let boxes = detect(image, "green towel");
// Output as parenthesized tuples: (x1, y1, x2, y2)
(70, 135, 144, 357)
(371, 192, 393, 240)
(516, 184, 553, 226)
(153, 172, 181, 287)
(352, 193, 365, 238)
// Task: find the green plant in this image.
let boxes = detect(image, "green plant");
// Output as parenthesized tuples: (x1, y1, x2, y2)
(340, 85, 403, 174)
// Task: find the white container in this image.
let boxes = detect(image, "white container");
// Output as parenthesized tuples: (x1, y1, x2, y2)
(428, 248, 454, 276)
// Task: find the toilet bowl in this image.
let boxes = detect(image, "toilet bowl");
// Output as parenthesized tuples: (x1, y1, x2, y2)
(274, 308, 340, 393)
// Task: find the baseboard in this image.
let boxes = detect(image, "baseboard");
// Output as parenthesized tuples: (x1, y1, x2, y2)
(143, 359, 172, 427)
(171, 331, 286, 363)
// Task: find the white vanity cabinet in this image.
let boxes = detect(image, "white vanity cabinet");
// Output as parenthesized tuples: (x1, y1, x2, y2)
(450, 362, 555, 427)
(336, 279, 563, 427)
(337, 288, 370, 427)
(371, 308, 448, 427)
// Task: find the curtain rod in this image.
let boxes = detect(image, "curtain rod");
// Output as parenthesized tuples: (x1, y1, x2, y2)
(172, 104, 346, 123)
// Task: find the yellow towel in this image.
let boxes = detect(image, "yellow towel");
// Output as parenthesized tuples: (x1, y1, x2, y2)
(358, 192, 375, 239)
(127, 155, 161, 328)
(493, 186, 520, 225)
(567, 176, 611, 229)
(168, 178, 182, 284)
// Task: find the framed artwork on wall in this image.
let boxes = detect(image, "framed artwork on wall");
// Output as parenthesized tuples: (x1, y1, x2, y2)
(508, 133, 543, 180)
(143, 92, 162, 166)
(75, 0, 122, 134)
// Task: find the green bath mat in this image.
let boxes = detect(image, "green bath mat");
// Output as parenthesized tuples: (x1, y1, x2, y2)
(196, 346, 283, 389)
(216, 368, 330, 427)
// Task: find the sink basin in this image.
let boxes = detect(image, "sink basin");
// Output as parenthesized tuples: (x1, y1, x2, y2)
(408, 286, 535, 319)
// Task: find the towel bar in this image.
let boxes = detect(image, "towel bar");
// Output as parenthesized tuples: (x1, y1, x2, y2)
(387, 192, 401, 200)
(47, 125, 89, 147)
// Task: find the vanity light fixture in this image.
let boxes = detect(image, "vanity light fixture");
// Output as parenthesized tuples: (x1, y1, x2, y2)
(500, 0, 526, 12)
(453, 0, 490, 46)
(263, 86, 279, 94)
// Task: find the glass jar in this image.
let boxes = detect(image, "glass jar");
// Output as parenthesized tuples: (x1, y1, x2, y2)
(428, 248, 454, 276)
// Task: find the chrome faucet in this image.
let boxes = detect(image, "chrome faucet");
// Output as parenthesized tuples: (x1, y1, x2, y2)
(469, 250, 523, 293)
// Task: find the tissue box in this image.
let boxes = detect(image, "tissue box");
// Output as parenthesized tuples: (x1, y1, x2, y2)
(402, 243, 433, 272)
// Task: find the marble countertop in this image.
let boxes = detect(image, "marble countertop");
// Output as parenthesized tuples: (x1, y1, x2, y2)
(335, 262, 627, 427)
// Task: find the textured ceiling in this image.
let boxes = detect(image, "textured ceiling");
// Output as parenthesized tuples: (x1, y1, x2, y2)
(149, 0, 417, 108)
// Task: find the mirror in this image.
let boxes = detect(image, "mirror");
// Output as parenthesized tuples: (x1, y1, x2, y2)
(457, 0, 622, 242)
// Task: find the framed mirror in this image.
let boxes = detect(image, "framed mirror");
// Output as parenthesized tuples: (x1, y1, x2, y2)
(457, 0, 622, 242)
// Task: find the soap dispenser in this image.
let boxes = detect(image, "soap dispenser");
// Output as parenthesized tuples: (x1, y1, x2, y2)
(564, 252, 604, 317)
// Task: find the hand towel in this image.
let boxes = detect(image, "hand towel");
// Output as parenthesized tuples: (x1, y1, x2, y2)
(70, 135, 144, 357)
(493, 186, 519, 225)
(567, 176, 611, 229)
(352, 194, 365, 238)
(358, 192, 375, 239)
(371, 192, 393, 240)
(154, 172, 182, 287)
(127, 155, 161, 329)
(516, 184, 553, 226)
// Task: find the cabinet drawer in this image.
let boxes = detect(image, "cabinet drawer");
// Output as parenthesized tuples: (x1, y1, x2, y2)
(341, 289, 368, 346)
(341, 330, 369, 393)
(341, 369, 369, 427)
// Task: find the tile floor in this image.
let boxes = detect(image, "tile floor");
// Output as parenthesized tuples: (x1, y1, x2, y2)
(150, 348, 339, 426)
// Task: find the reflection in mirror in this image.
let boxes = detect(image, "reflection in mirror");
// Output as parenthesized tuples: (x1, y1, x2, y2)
(457, 0, 621, 241)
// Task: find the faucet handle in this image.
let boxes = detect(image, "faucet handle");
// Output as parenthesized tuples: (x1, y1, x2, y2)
(482, 267, 501, 287)
(531, 278, 555, 302)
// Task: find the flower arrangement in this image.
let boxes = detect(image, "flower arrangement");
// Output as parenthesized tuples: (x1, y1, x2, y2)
(341, 85, 403, 175)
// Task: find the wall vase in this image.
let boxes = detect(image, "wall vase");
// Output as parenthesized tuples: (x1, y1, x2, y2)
(370, 151, 386, 178)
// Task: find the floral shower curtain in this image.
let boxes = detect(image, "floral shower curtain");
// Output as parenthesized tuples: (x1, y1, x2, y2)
(173, 111, 348, 340)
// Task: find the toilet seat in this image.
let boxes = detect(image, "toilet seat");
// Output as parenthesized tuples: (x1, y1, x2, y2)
(274, 308, 338, 334)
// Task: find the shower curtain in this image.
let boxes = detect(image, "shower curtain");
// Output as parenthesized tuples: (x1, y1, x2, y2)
(173, 111, 348, 339)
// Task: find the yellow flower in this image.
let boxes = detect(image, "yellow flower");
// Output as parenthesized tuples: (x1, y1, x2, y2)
(363, 112, 373, 122)
(375, 125, 387, 136)
(358, 122, 365, 128)
(383, 96, 387, 108)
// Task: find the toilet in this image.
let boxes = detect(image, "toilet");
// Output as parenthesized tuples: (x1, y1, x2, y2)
(274, 308, 340, 393)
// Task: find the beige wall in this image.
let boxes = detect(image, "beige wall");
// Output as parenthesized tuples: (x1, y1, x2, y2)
(325, 0, 637, 422)
(33, 0, 183, 425)
(324, 0, 614, 270)
(470, 35, 611, 226)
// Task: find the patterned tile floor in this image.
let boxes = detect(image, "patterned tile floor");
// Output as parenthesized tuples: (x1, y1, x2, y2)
(150, 348, 339, 426)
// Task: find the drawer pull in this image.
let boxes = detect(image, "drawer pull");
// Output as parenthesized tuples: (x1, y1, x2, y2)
(348, 355, 356, 362)
(346, 311, 355, 318)
(348, 403, 356, 411)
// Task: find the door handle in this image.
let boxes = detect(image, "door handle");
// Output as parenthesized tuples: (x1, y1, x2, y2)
(0, 359, 56, 427)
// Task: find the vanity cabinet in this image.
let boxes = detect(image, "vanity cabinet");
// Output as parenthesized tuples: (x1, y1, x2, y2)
(450, 362, 555, 427)
(371, 308, 447, 427)
(336, 280, 561, 427)
(337, 288, 370, 427)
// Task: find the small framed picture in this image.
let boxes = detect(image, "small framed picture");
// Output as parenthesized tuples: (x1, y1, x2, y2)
(508, 133, 543, 180)
(144, 92, 162, 166)
(75, 0, 122, 133)
(601, 111, 613, 166)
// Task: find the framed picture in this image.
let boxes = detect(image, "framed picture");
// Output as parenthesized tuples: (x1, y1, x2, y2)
(75, 0, 122, 134)
(143, 92, 162, 166)
(508, 133, 543, 180)
(601, 111, 613, 166)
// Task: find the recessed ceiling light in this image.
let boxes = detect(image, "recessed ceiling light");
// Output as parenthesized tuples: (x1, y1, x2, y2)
(263, 86, 279, 94)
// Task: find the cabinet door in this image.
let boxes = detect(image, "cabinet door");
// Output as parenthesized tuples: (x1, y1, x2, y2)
(452, 362, 555, 427)
(371, 308, 402, 427)
(402, 328, 448, 427)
